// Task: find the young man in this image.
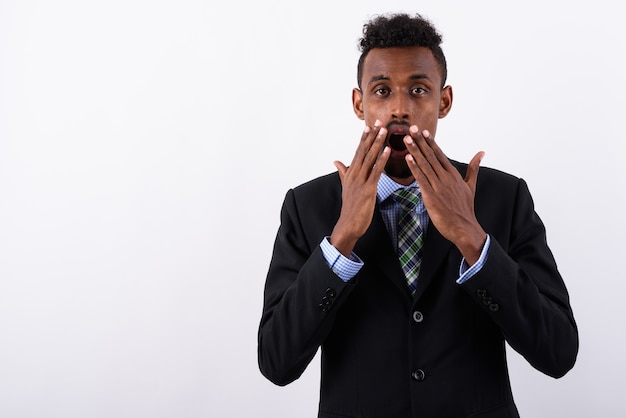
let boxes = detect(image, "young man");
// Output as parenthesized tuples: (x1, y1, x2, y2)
(258, 13, 578, 417)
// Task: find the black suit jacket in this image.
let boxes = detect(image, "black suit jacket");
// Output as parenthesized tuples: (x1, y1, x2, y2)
(258, 162, 578, 417)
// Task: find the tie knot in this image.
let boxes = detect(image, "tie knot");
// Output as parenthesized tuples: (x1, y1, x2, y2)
(393, 187, 420, 211)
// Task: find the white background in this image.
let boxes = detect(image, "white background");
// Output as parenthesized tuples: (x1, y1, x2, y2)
(1, 1, 624, 417)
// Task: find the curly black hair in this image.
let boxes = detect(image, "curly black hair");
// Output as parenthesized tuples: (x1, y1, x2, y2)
(357, 13, 447, 89)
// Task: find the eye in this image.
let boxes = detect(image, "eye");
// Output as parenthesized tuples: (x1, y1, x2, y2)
(374, 87, 390, 97)
(411, 87, 426, 95)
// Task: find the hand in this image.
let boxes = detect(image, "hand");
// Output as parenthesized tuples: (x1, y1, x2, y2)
(330, 120, 391, 257)
(403, 125, 486, 264)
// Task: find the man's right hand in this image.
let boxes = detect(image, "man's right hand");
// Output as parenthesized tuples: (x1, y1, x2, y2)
(330, 120, 390, 257)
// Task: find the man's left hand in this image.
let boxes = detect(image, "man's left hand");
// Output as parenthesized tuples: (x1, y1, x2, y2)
(403, 125, 486, 265)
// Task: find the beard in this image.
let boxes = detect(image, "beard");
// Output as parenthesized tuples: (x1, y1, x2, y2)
(384, 154, 412, 180)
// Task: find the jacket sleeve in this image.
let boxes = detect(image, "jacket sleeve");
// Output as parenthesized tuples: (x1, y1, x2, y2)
(257, 188, 355, 386)
(461, 178, 579, 378)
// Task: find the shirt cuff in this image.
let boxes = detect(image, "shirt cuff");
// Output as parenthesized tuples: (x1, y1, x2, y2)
(456, 235, 490, 284)
(320, 236, 364, 282)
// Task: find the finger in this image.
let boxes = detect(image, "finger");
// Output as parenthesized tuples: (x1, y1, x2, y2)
(405, 152, 433, 191)
(348, 125, 370, 170)
(334, 160, 348, 183)
(350, 120, 383, 171)
(404, 128, 437, 181)
(362, 126, 387, 171)
(369, 146, 391, 182)
(464, 151, 485, 193)
(421, 130, 455, 171)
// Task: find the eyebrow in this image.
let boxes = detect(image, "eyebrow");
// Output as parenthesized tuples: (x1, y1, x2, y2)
(367, 73, 431, 85)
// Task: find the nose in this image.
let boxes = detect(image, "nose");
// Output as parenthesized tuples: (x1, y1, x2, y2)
(390, 93, 410, 121)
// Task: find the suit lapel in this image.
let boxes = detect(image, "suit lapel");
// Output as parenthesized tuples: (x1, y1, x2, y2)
(350, 161, 464, 303)
(413, 160, 465, 301)
(354, 208, 455, 304)
(412, 224, 454, 301)
(354, 207, 413, 301)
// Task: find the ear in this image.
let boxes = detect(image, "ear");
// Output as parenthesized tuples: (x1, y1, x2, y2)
(438, 85, 453, 119)
(352, 88, 365, 120)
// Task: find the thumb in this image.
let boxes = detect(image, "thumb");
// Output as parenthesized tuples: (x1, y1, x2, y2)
(334, 160, 348, 183)
(465, 151, 485, 193)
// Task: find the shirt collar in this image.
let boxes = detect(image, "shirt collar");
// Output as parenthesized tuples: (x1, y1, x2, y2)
(377, 172, 419, 203)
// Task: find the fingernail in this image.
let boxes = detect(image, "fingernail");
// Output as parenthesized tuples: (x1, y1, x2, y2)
(374, 119, 382, 127)
(405, 136, 413, 145)
(410, 125, 418, 133)
(422, 129, 430, 138)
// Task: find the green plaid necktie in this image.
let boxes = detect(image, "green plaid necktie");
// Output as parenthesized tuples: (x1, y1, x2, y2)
(393, 188, 424, 294)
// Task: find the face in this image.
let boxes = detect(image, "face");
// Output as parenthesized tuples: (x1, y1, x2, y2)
(352, 46, 453, 181)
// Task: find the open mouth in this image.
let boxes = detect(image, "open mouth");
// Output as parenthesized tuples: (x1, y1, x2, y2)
(387, 133, 408, 151)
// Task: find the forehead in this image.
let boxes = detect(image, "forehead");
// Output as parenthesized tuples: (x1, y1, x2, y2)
(361, 46, 441, 85)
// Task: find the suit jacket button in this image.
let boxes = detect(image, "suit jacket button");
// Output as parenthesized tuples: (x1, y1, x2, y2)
(489, 303, 500, 312)
(326, 288, 337, 298)
(411, 369, 426, 381)
(413, 311, 424, 323)
(318, 303, 329, 312)
(476, 289, 487, 298)
(321, 296, 332, 306)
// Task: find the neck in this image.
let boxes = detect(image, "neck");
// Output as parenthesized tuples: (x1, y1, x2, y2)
(387, 174, 415, 186)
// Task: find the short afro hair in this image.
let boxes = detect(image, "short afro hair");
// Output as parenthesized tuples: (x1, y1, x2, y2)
(357, 13, 447, 89)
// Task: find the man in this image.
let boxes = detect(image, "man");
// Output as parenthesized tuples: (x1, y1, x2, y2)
(258, 13, 578, 417)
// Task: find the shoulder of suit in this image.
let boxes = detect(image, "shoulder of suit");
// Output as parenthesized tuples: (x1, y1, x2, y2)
(450, 159, 521, 188)
(280, 172, 342, 212)
(287, 163, 525, 196)
(292, 171, 341, 194)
